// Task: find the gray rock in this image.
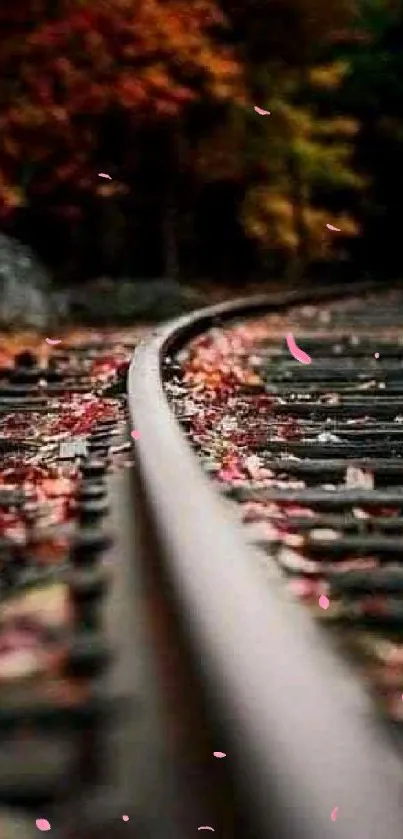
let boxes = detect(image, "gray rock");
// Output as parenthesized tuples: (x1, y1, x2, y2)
(0, 234, 50, 328)
(0, 235, 207, 327)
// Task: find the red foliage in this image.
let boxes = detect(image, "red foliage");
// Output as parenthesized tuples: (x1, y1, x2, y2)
(0, 0, 245, 218)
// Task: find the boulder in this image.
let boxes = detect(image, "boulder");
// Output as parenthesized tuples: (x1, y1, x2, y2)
(0, 234, 51, 328)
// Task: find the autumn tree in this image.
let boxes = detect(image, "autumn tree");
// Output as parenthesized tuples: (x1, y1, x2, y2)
(0, 0, 383, 282)
(0, 0, 244, 278)
(240, 63, 364, 279)
(332, 0, 403, 274)
(194, 0, 365, 280)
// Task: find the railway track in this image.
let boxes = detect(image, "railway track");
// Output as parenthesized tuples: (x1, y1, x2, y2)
(129, 282, 403, 839)
(4, 282, 403, 839)
(0, 329, 195, 839)
(169, 286, 403, 726)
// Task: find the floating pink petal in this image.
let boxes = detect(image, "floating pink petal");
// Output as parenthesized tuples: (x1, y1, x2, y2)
(318, 595, 330, 610)
(374, 352, 379, 359)
(285, 333, 312, 365)
(36, 819, 51, 831)
(331, 807, 338, 821)
(131, 430, 140, 440)
(122, 815, 130, 822)
(213, 751, 226, 758)
(98, 172, 112, 179)
(254, 106, 271, 116)
(198, 828, 215, 832)
(326, 224, 341, 232)
(45, 338, 62, 346)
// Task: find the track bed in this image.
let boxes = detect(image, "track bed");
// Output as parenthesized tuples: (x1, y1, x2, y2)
(165, 287, 403, 731)
(0, 327, 182, 839)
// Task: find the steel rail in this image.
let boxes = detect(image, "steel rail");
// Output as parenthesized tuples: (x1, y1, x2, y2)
(128, 282, 403, 839)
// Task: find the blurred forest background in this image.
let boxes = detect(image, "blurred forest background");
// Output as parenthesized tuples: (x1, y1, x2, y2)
(0, 0, 402, 322)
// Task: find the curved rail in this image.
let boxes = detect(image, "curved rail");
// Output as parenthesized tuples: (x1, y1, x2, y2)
(128, 282, 403, 839)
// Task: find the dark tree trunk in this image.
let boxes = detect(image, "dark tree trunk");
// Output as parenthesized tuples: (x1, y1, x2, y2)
(286, 149, 308, 282)
(162, 125, 180, 279)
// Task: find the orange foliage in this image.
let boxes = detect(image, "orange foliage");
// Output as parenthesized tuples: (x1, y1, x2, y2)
(0, 0, 245, 217)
